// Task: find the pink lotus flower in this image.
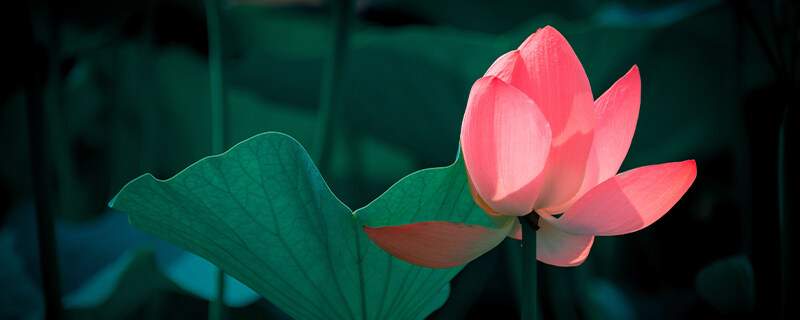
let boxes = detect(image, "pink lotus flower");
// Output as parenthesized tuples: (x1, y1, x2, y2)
(365, 26, 696, 268)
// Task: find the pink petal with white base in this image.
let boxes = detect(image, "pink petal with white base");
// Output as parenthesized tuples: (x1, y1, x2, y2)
(461, 76, 552, 216)
(537, 220, 594, 266)
(468, 174, 515, 229)
(543, 160, 697, 236)
(508, 218, 522, 240)
(506, 219, 593, 266)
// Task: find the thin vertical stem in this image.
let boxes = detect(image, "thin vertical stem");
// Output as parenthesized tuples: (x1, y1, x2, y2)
(789, 3, 800, 79)
(736, 0, 787, 82)
(25, 1, 62, 318)
(520, 216, 538, 320)
(734, 3, 754, 257)
(768, 0, 786, 71)
(209, 268, 226, 320)
(204, 0, 226, 319)
(311, 0, 354, 173)
(777, 106, 787, 319)
(206, 0, 225, 155)
(139, 0, 156, 172)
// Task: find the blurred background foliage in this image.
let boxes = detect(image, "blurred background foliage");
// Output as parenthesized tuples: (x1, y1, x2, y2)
(1, 0, 797, 319)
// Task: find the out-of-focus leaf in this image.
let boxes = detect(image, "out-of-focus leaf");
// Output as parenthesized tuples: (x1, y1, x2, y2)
(225, 6, 332, 59)
(162, 252, 260, 308)
(430, 243, 505, 320)
(63, 248, 152, 308)
(1, 203, 177, 293)
(0, 232, 43, 320)
(695, 254, 754, 313)
(225, 7, 331, 109)
(2, 203, 259, 308)
(64, 248, 261, 309)
(377, 0, 601, 34)
(228, 51, 324, 109)
(228, 0, 323, 8)
(341, 27, 504, 165)
(64, 248, 206, 320)
(226, 87, 317, 150)
(148, 46, 212, 174)
(592, 0, 721, 28)
(0, 92, 32, 200)
(110, 132, 459, 320)
(584, 278, 636, 320)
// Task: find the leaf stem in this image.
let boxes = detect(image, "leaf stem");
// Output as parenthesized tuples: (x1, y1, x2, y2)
(735, 0, 788, 82)
(204, 0, 226, 319)
(206, 0, 225, 155)
(311, 0, 354, 173)
(139, 0, 156, 172)
(777, 105, 788, 319)
(520, 215, 539, 320)
(209, 268, 226, 320)
(24, 2, 63, 318)
(25, 32, 65, 320)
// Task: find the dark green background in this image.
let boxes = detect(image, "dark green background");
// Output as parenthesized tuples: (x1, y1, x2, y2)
(1, 0, 797, 319)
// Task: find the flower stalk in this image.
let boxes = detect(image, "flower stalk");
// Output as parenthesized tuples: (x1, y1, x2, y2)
(777, 106, 788, 319)
(311, 0, 354, 173)
(521, 215, 538, 320)
(25, 2, 64, 318)
(204, 0, 226, 318)
(205, 0, 225, 155)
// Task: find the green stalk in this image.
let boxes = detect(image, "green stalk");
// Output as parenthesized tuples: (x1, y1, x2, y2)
(139, 0, 156, 172)
(25, 40, 64, 320)
(206, 0, 225, 155)
(520, 215, 539, 320)
(209, 268, 225, 320)
(777, 106, 787, 319)
(204, 0, 226, 319)
(25, 2, 63, 318)
(311, 0, 354, 173)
